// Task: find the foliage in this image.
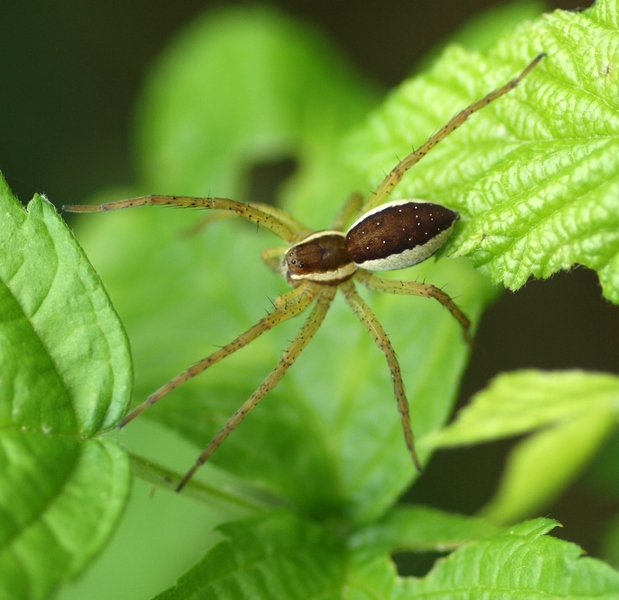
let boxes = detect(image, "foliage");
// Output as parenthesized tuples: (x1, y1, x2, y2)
(0, 179, 131, 599)
(2, 1, 619, 598)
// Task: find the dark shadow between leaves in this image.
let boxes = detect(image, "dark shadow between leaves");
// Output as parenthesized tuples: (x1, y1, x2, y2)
(392, 550, 448, 577)
(247, 157, 298, 206)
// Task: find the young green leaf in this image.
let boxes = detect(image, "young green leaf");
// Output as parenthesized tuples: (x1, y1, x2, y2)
(347, 0, 619, 304)
(429, 370, 619, 443)
(483, 408, 616, 524)
(0, 174, 132, 599)
(428, 370, 619, 523)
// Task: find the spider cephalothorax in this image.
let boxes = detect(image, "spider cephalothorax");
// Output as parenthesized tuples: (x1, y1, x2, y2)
(64, 53, 543, 490)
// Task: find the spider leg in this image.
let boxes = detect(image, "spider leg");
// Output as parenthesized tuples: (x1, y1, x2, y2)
(180, 202, 313, 239)
(355, 270, 472, 345)
(63, 195, 309, 243)
(340, 279, 423, 473)
(249, 202, 313, 239)
(330, 193, 364, 231)
(361, 53, 545, 213)
(118, 282, 321, 428)
(177, 285, 337, 491)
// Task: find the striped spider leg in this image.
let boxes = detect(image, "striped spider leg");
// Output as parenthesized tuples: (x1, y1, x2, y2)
(63, 54, 543, 490)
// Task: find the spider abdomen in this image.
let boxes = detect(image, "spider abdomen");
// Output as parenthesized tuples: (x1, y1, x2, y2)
(346, 199, 458, 271)
(285, 230, 357, 285)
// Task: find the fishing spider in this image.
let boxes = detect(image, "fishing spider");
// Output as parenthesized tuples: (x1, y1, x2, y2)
(64, 54, 543, 491)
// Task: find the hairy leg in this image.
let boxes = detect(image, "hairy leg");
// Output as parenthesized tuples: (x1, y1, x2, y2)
(361, 53, 544, 213)
(119, 282, 320, 428)
(177, 285, 337, 490)
(63, 195, 309, 243)
(340, 279, 423, 473)
(355, 269, 472, 345)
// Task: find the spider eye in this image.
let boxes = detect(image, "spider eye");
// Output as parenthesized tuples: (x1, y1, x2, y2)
(346, 199, 458, 271)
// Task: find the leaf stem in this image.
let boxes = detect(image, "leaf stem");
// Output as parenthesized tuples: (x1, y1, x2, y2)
(128, 452, 293, 512)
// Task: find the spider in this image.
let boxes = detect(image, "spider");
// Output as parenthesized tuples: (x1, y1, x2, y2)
(64, 53, 543, 491)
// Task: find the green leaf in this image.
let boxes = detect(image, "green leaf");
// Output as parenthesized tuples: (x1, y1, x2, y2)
(155, 510, 619, 599)
(0, 434, 130, 600)
(347, 0, 619, 303)
(348, 505, 500, 560)
(154, 510, 345, 600)
(484, 408, 616, 524)
(386, 519, 619, 599)
(74, 5, 494, 523)
(0, 173, 132, 599)
(428, 370, 619, 523)
(429, 370, 619, 444)
(0, 180, 131, 435)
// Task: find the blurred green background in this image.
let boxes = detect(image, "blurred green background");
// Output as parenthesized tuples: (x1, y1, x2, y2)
(3, 0, 619, 597)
